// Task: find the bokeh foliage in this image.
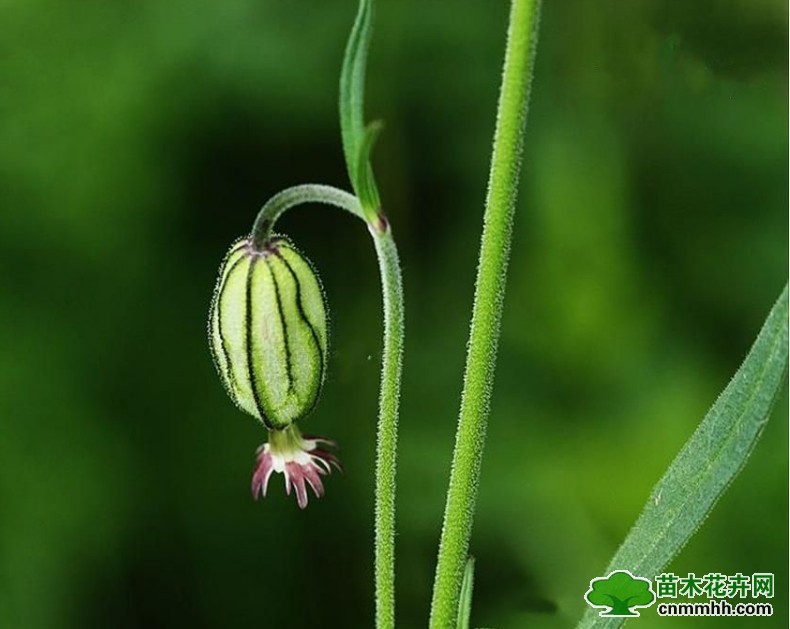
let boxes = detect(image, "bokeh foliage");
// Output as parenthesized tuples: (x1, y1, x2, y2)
(1, 1, 786, 628)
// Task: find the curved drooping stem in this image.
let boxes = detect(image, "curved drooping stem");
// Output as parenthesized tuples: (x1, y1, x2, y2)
(252, 184, 366, 247)
(429, 0, 542, 626)
(252, 183, 403, 629)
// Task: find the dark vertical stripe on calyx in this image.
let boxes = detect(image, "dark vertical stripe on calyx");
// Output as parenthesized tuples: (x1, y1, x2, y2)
(245, 256, 270, 426)
(215, 255, 247, 391)
(265, 255, 295, 395)
(277, 250, 325, 417)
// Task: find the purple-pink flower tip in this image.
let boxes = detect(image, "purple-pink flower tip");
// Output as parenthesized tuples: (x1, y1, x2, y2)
(251, 428, 343, 509)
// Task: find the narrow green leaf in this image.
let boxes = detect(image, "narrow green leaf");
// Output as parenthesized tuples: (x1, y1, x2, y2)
(357, 120, 383, 213)
(456, 557, 476, 629)
(578, 285, 788, 629)
(339, 0, 373, 191)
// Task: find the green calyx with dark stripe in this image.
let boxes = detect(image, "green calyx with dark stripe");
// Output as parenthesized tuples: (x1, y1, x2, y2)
(208, 236, 328, 430)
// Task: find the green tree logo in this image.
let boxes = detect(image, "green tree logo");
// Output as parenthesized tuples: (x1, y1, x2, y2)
(584, 570, 657, 617)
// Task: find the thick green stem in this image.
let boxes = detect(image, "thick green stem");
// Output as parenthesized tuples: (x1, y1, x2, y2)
(429, 1, 541, 627)
(251, 183, 402, 629)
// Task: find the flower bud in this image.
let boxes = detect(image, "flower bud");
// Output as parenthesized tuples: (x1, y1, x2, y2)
(209, 236, 328, 430)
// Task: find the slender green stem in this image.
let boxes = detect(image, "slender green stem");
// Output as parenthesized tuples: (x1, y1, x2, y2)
(429, 1, 541, 627)
(370, 216, 403, 629)
(340, 1, 398, 620)
(251, 183, 402, 629)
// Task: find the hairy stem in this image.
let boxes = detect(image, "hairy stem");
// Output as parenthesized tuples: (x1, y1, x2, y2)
(251, 183, 402, 629)
(429, 1, 542, 627)
(371, 220, 403, 629)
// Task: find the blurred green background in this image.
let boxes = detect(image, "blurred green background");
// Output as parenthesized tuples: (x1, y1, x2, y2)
(1, 0, 787, 627)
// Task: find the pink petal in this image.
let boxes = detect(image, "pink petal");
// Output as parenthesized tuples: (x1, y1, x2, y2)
(303, 464, 325, 498)
(251, 452, 274, 500)
(286, 462, 309, 509)
(312, 449, 344, 474)
(303, 435, 338, 448)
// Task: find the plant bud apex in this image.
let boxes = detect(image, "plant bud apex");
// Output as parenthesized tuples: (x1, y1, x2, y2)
(209, 236, 328, 430)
